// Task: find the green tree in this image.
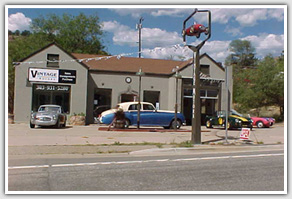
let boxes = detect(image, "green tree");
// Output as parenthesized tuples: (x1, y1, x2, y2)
(253, 54, 284, 118)
(31, 13, 108, 54)
(8, 12, 108, 113)
(233, 53, 284, 119)
(14, 30, 20, 36)
(225, 40, 257, 72)
(21, 30, 31, 36)
(8, 33, 52, 113)
(225, 40, 258, 106)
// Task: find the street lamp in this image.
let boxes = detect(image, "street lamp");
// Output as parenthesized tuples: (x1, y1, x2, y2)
(173, 66, 182, 130)
(136, 68, 145, 129)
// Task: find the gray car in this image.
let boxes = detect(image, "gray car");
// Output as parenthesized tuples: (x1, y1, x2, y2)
(30, 105, 67, 128)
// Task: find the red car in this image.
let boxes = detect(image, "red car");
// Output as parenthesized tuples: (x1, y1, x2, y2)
(184, 23, 208, 38)
(251, 117, 271, 128)
(266, 117, 276, 126)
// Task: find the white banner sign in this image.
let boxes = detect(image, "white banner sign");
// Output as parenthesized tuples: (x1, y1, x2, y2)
(240, 128, 251, 140)
(28, 68, 59, 83)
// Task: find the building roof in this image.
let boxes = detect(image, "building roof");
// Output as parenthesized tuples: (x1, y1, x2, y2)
(17, 43, 224, 76)
(72, 53, 192, 76)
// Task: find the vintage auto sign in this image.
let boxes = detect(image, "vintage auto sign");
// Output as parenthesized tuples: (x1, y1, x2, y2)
(240, 128, 251, 140)
(28, 68, 76, 84)
(29, 68, 59, 83)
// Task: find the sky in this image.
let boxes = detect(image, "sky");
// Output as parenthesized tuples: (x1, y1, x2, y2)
(7, 5, 286, 65)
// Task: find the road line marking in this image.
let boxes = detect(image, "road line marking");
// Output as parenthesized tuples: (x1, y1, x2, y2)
(8, 153, 284, 170)
(231, 153, 284, 158)
(8, 165, 49, 169)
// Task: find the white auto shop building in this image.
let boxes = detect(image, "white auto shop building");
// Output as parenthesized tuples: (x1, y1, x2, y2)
(14, 43, 232, 125)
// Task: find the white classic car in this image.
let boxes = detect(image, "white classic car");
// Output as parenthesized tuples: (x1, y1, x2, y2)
(30, 105, 67, 128)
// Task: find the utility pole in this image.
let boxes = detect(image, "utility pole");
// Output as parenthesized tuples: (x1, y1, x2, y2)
(174, 66, 182, 130)
(136, 68, 145, 129)
(136, 17, 144, 129)
(225, 64, 229, 143)
(137, 17, 144, 58)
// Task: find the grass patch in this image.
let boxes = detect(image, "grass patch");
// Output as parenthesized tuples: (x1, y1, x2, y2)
(176, 141, 193, 148)
(72, 141, 197, 148)
(256, 141, 264, 144)
(113, 141, 122, 145)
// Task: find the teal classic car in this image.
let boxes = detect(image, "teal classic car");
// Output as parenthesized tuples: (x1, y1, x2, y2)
(205, 109, 253, 130)
(99, 102, 186, 129)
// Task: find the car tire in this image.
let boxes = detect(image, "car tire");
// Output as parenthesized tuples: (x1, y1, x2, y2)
(30, 122, 35, 128)
(124, 119, 130, 128)
(206, 120, 213, 128)
(63, 120, 66, 128)
(56, 119, 62, 128)
(256, 121, 264, 128)
(170, 119, 182, 129)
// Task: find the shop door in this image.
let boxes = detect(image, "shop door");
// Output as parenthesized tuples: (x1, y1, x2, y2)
(93, 88, 112, 118)
(201, 99, 216, 124)
(183, 97, 193, 125)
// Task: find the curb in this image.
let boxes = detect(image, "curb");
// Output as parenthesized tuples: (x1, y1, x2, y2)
(98, 127, 209, 133)
(129, 143, 280, 155)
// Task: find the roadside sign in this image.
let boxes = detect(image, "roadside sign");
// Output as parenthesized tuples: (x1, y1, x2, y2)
(240, 128, 250, 140)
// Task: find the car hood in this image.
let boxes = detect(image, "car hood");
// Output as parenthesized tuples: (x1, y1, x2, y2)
(230, 114, 250, 122)
(100, 109, 178, 117)
(35, 112, 56, 117)
(251, 117, 261, 119)
(100, 109, 117, 117)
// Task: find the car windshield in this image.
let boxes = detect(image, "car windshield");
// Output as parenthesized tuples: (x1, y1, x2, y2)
(39, 106, 60, 112)
(217, 110, 243, 117)
(230, 109, 243, 117)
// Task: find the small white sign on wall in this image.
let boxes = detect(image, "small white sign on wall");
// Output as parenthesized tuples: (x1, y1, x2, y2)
(156, 102, 160, 110)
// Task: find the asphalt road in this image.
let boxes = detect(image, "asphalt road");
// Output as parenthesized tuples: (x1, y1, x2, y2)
(8, 149, 285, 192)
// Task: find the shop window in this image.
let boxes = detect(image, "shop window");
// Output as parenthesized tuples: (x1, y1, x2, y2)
(121, 94, 137, 103)
(143, 91, 160, 108)
(200, 90, 206, 97)
(47, 54, 59, 67)
(200, 64, 210, 75)
(207, 90, 218, 98)
(32, 84, 70, 113)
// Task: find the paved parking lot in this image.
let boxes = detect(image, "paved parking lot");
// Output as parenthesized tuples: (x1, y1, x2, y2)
(8, 122, 285, 156)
